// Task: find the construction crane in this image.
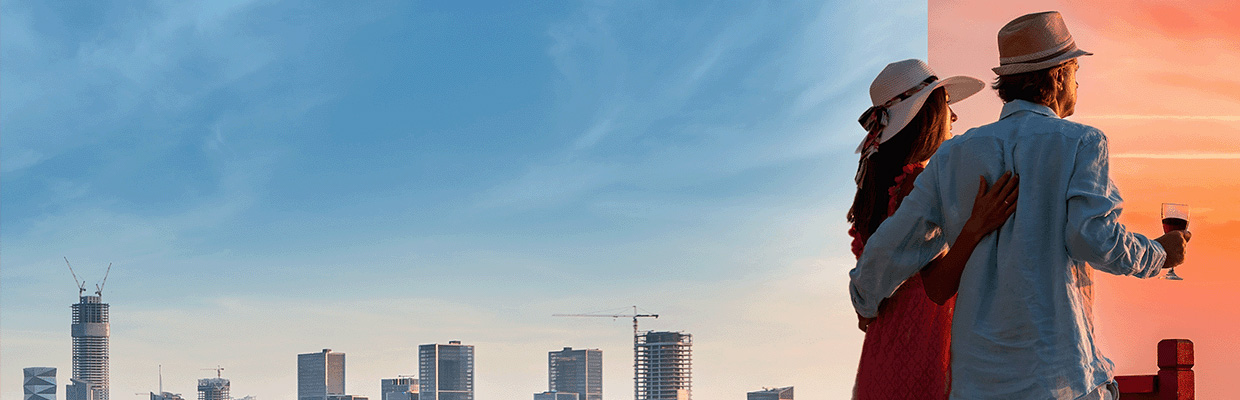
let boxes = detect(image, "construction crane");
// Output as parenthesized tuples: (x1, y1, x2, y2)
(64, 257, 87, 297)
(553, 306, 658, 400)
(202, 365, 224, 378)
(95, 263, 112, 297)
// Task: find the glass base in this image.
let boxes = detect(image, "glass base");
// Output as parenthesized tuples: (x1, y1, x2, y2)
(1163, 268, 1184, 280)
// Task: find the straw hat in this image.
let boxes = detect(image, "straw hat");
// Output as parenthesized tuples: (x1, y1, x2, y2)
(855, 59, 984, 154)
(992, 11, 1092, 76)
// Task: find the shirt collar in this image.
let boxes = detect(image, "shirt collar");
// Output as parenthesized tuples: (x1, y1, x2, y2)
(1000, 99, 1059, 120)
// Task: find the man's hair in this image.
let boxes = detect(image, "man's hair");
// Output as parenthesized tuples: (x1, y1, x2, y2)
(991, 59, 1075, 104)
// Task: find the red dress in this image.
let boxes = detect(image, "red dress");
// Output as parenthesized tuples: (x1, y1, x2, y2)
(850, 164, 954, 400)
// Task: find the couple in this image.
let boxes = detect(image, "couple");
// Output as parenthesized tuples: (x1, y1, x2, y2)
(846, 11, 1192, 400)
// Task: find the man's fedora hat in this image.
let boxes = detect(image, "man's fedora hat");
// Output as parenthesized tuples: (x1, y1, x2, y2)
(992, 11, 1092, 76)
(856, 59, 983, 155)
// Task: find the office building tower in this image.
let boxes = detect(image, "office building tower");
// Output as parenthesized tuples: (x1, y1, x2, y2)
(381, 377, 418, 400)
(299, 349, 346, 400)
(418, 341, 474, 400)
(746, 387, 793, 400)
(197, 378, 229, 400)
(67, 379, 97, 400)
(548, 348, 601, 400)
(24, 367, 56, 400)
(533, 392, 577, 400)
(72, 295, 110, 400)
(151, 392, 185, 400)
(635, 331, 692, 400)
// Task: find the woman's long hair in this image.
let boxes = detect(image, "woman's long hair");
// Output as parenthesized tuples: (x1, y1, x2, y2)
(848, 87, 950, 242)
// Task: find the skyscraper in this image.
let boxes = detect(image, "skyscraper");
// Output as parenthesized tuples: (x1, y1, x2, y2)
(746, 387, 793, 400)
(72, 295, 110, 400)
(418, 341, 474, 400)
(381, 377, 418, 400)
(299, 349, 346, 400)
(548, 347, 601, 400)
(197, 378, 229, 400)
(635, 331, 692, 400)
(24, 367, 56, 400)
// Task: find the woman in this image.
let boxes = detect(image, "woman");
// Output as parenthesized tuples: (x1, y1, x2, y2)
(848, 59, 1018, 399)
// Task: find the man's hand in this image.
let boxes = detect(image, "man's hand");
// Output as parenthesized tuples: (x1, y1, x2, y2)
(1154, 230, 1192, 269)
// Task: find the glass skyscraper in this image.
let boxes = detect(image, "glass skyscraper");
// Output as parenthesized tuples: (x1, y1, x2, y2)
(548, 347, 602, 400)
(299, 349, 346, 400)
(418, 341, 474, 400)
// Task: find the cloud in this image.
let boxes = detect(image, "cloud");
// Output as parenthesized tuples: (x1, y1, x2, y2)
(482, 1, 920, 211)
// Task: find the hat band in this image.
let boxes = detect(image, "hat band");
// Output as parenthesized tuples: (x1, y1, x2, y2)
(999, 41, 1078, 67)
(855, 75, 938, 187)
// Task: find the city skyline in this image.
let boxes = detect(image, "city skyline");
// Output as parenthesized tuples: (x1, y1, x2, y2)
(19, 294, 710, 400)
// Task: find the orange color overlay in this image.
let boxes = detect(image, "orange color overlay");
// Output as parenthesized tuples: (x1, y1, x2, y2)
(930, 1, 1240, 397)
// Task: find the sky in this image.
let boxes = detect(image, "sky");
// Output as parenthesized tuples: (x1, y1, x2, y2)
(930, 1, 1240, 398)
(1, 1, 932, 400)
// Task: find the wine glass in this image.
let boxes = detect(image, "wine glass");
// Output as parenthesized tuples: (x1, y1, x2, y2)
(1161, 203, 1189, 280)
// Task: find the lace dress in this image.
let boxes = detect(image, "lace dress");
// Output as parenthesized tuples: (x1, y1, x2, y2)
(850, 163, 954, 400)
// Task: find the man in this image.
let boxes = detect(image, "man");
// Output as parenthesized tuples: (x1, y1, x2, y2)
(848, 11, 1191, 399)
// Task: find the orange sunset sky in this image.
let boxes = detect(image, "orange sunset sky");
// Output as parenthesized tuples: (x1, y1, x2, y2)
(930, 1, 1240, 397)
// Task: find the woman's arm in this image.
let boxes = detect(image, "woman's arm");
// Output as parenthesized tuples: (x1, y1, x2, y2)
(921, 172, 1019, 305)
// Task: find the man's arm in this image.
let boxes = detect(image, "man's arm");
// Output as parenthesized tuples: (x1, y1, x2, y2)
(1064, 130, 1166, 277)
(849, 161, 948, 318)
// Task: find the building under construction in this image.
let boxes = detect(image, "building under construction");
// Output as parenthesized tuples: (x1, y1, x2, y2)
(197, 378, 229, 400)
(635, 331, 692, 400)
(71, 295, 110, 400)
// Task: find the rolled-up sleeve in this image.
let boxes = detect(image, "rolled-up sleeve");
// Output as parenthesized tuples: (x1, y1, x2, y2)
(849, 161, 949, 318)
(1064, 130, 1166, 278)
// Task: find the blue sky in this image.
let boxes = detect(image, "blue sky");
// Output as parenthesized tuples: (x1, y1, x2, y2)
(1, 1, 927, 399)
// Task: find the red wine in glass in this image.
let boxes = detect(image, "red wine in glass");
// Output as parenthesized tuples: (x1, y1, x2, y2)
(1162, 217, 1188, 233)
(1160, 203, 1189, 280)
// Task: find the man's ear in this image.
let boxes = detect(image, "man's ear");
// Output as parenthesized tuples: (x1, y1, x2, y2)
(1051, 68, 1066, 90)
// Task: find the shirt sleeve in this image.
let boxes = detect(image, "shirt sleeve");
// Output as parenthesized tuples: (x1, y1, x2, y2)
(849, 160, 948, 318)
(1064, 130, 1166, 278)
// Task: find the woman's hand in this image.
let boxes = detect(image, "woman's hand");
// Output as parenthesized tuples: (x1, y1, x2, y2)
(961, 172, 1019, 240)
(857, 311, 874, 332)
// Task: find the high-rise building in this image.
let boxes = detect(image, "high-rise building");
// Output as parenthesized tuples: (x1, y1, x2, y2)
(548, 347, 601, 400)
(381, 377, 418, 400)
(746, 387, 793, 400)
(197, 378, 229, 400)
(299, 349, 346, 400)
(533, 392, 577, 400)
(418, 341, 474, 400)
(635, 331, 692, 400)
(67, 378, 97, 400)
(24, 367, 56, 400)
(72, 295, 110, 400)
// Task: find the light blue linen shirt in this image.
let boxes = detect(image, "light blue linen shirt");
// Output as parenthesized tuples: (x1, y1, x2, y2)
(848, 100, 1167, 399)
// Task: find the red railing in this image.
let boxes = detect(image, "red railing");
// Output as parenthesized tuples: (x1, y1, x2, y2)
(1115, 339, 1194, 400)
